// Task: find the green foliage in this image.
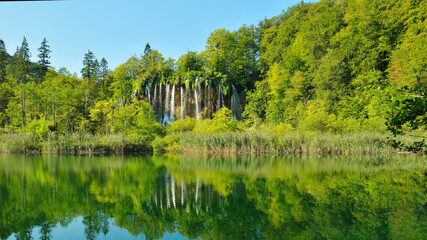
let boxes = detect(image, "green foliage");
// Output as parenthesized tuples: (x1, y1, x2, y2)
(37, 38, 50, 82)
(81, 50, 98, 83)
(193, 107, 242, 134)
(166, 117, 196, 133)
(25, 119, 53, 139)
(112, 99, 164, 142)
(383, 86, 427, 152)
(298, 100, 347, 133)
(151, 133, 180, 152)
(243, 79, 270, 126)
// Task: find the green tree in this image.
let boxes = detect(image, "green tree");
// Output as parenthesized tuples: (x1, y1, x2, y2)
(99, 57, 109, 95)
(384, 86, 426, 152)
(111, 57, 138, 106)
(14, 37, 31, 127)
(37, 38, 51, 83)
(81, 50, 97, 83)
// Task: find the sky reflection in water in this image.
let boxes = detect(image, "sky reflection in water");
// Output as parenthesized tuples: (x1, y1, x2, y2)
(0, 154, 426, 240)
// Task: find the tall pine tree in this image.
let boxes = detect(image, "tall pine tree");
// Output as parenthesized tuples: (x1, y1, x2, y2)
(99, 57, 109, 94)
(81, 50, 96, 83)
(15, 37, 31, 127)
(37, 38, 51, 83)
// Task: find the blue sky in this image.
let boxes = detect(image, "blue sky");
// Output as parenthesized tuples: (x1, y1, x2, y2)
(0, 0, 306, 75)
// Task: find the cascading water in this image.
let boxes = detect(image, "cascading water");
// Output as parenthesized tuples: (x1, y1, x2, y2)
(170, 84, 175, 122)
(180, 85, 184, 119)
(194, 78, 200, 120)
(164, 83, 171, 124)
(231, 84, 242, 120)
(217, 83, 224, 111)
(145, 82, 151, 104)
(159, 84, 163, 122)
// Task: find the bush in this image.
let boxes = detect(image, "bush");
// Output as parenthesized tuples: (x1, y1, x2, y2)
(193, 107, 242, 134)
(152, 133, 180, 152)
(167, 117, 196, 133)
(25, 120, 54, 139)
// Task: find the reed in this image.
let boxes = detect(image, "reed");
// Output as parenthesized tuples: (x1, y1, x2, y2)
(0, 133, 41, 153)
(0, 133, 152, 154)
(0, 131, 422, 155)
(178, 131, 418, 155)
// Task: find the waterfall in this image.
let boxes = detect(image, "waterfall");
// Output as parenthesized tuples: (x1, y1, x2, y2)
(194, 78, 200, 120)
(159, 83, 163, 122)
(164, 83, 170, 124)
(180, 86, 184, 119)
(145, 82, 151, 104)
(231, 84, 242, 120)
(170, 84, 175, 122)
(217, 83, 222, 111)
(153, 84, 157, 112)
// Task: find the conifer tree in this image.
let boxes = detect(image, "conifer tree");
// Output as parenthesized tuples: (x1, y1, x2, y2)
(81, 50, 96, 83)
(144, 43, 152, 56)
(37, 38, 51, 83)
(15, 37, 31, 127)
(99, 58, 109, 93)
(16, 37, 31, 84)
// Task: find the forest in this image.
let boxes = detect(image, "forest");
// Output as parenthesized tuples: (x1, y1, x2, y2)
(0, 0, 425, 154)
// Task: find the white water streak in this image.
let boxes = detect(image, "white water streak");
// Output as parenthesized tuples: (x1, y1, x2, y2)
(171, 85, 175, 122)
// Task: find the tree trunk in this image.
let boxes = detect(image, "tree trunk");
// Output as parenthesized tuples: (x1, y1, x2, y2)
(67, 101, 70, 133)
(51, 93, 55, 126)
(21, 90, 26, 127)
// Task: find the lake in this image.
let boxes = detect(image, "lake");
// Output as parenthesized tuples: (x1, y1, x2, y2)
(0, 154, 426, 240)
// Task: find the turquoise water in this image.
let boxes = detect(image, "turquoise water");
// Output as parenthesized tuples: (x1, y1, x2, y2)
(0, 154, 426, 240)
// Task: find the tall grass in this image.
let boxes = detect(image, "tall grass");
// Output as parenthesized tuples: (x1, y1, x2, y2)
(0, 133, 40, 153)
(0, 131, 421, 155)
(0, 133, 152, 154)
(178, 131, 417, 155)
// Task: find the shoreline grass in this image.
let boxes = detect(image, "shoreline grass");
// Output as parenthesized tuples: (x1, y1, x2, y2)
(0, 133, 151, 155)
(177, 131, 423, 155)
(0, 131, 423, 155)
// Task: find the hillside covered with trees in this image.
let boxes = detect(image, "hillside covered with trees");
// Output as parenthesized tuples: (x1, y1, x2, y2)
(0, 0, 425, 153)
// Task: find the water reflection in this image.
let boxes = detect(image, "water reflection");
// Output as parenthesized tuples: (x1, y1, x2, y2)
(0, 154, 426, 240)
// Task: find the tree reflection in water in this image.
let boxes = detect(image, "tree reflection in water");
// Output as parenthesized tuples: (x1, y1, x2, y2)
(0, 154, 426, 240)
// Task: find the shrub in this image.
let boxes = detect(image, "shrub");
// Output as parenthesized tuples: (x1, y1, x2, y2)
(25, 120, 54, 139)
(152, 133, 180, 152)
(193, 107, 242, 134)
(167, 117, 196, 133)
